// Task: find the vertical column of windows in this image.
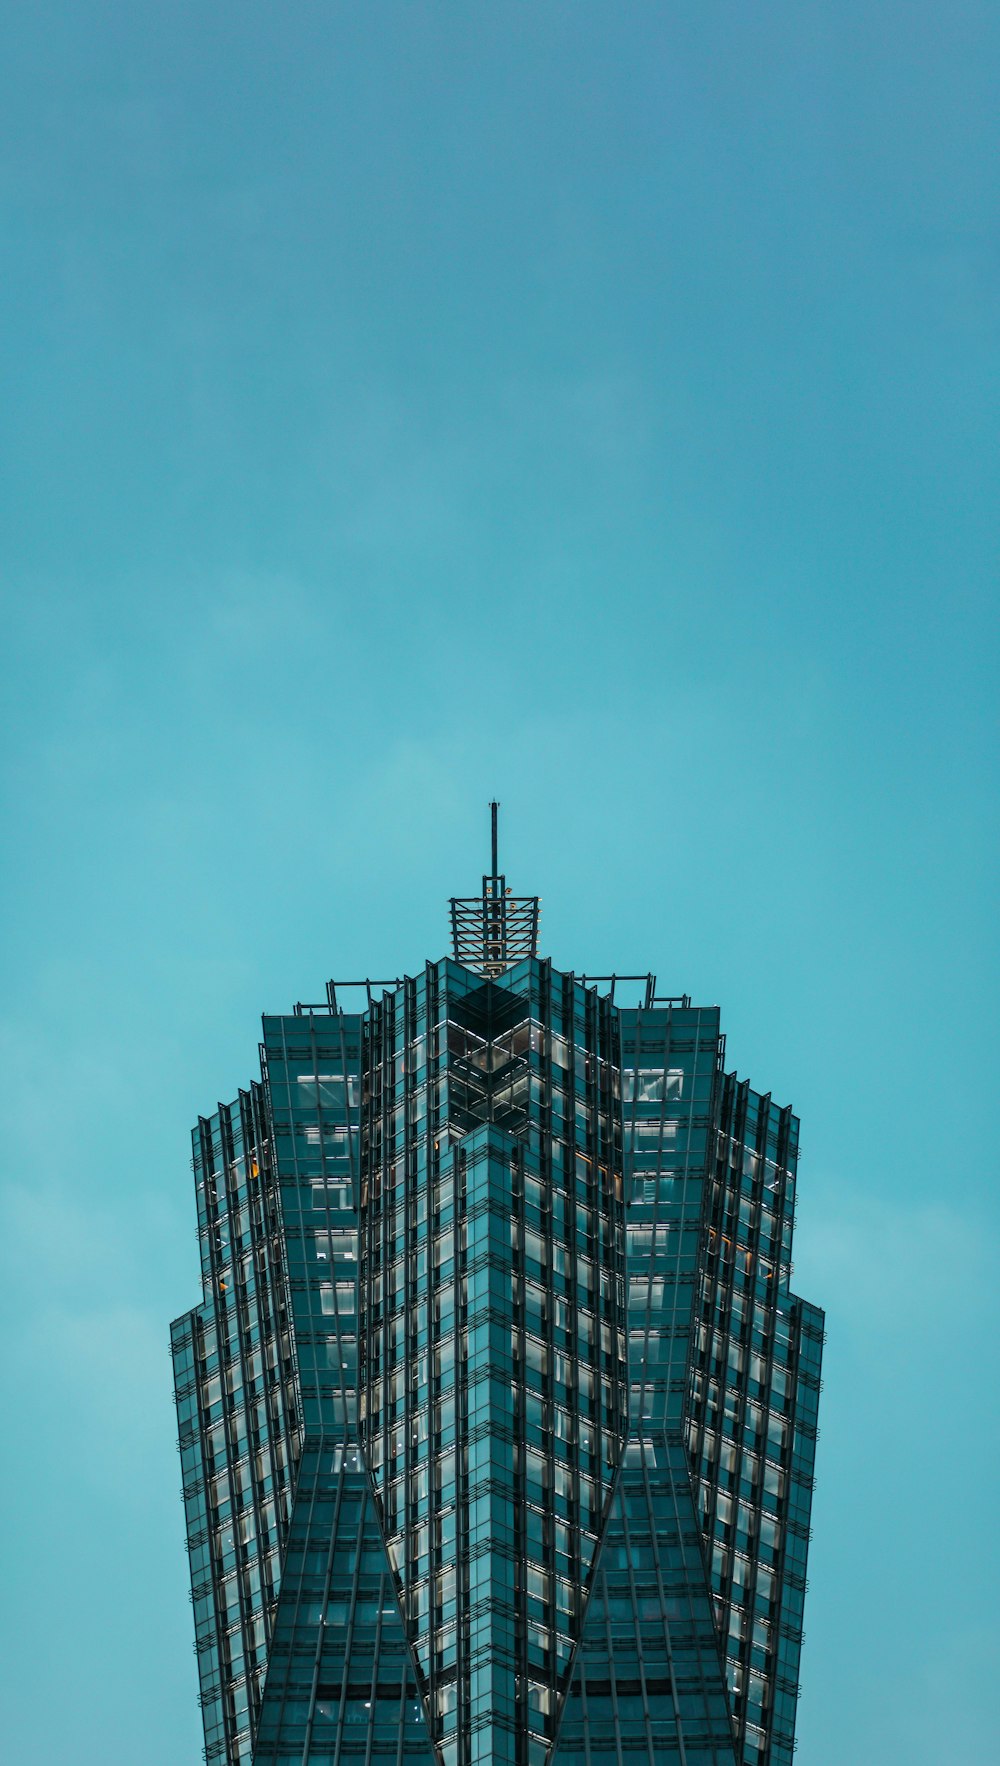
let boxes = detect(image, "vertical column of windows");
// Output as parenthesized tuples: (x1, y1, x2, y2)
(183, 1108, 278, 1764)
(763, 1299, 822, 1766)
(215, 1105, 264, 1757)
(173, 1307, 228, 1762)
(622, 1007, 720, 1443)
(684, 1079, 820, 1766)
(269, 1016, 361, 1445)
(508, 970, 627, 1765)
(177, 1030, 368, 1766)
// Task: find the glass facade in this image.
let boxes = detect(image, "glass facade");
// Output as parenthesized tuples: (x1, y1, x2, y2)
(171, 1086, 299, 1763)
(173, 896, 822, 1766)
(359, 962, 628, 1766)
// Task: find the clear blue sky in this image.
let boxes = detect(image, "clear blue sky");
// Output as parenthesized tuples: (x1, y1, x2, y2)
(0, 6, 996, 1763)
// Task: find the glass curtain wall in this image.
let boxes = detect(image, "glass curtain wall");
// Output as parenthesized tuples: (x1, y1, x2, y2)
(171, 1087, 299, 1765)
(684, 1077, 823, 1766)
(173, 959, 823, 1766)
(359, 960, 628, 1766)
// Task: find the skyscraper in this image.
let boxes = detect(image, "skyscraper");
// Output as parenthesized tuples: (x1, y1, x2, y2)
(172, 814, 823, 1766)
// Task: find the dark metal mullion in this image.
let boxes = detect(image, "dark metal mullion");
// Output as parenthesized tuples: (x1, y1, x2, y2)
(651, 1004, 679, 1446)
(379, 994, 394, 1632)
(362, 1565, 387, 1766)
(674, 1008, 706, 1452)
(636, 1458, 692, 1766)
(736, 1087, 773, 1758)
(582, 980, 599, 1554)
(312, 1017, 356, 1444)
(618, 1491, 668, 1766)
(455, 1107, 472, 1766)
(356, 995, 429, 1749)
(594, 987, 618, 1552)
(417, 978, 441, 1750)
(668, 1007, 736, 1755)
(707, 1084, 736, 1495)
(335, 1457, 366, 1766)
(549, 977, 609, 1758)
(759, 1103, 796, 1766)
(597, 1576, 627, 1766)
(627, 1007, 650, 1451)
(299, 1450, 347, 1766)
(401, 975, 422, 1731)
(223, 1087, 270, 1737)
(715, 1078, 751, 1725)
(709, 1073, 743, 1571)
(425, 968, 447, 1747)
(206, 1110, 249, 1765)
(360, 1009, 399, 1653)
(269, 1017, 327, 1760)
(256, 1073, 302, 1581)
(539, 960, 559, 1729)
(197, 1116, 240, 1766)
(609, 993, 628, 1454)
(750, 1093, 784, 1766)
(705, 1074, 734, 1509)
(579, 1596, 595, 1766)
(683, 1063, 719, 1527)
(335, 1008, 360, 1217)
(688, 1023, 729, 1493)
(685, 1017, 742, 1758)
(279, 1015, 321, 1495)
(393, 1598, 409, 1766)
(360, 1001, 384, 1526)
(723, 1077, 752, 1591)
(563, 968, 581, 1713)
(719, 1082, 767, 1759)
(215, 1102, 258, 1755)
(402, 984, 418, 1749)
(228, 1103, 272, 1761)
(239, 1089, 278, 1730)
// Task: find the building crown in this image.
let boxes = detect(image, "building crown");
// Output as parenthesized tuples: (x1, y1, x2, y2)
(449, 800, 540, 977)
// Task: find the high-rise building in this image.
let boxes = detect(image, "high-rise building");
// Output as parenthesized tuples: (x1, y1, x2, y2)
(172, 814, 823, 1766)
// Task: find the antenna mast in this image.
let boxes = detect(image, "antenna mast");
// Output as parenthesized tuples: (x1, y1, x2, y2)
(449, 802, 540, 976)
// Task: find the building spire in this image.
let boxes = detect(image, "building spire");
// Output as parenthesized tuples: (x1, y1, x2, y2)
(449, 802, 540, 976)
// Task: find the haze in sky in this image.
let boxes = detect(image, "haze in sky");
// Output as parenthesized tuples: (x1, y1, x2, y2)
(1, 6, 996, 1764)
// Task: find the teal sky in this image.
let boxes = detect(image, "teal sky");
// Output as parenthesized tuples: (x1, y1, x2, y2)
(1, 7, 996, 1763)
